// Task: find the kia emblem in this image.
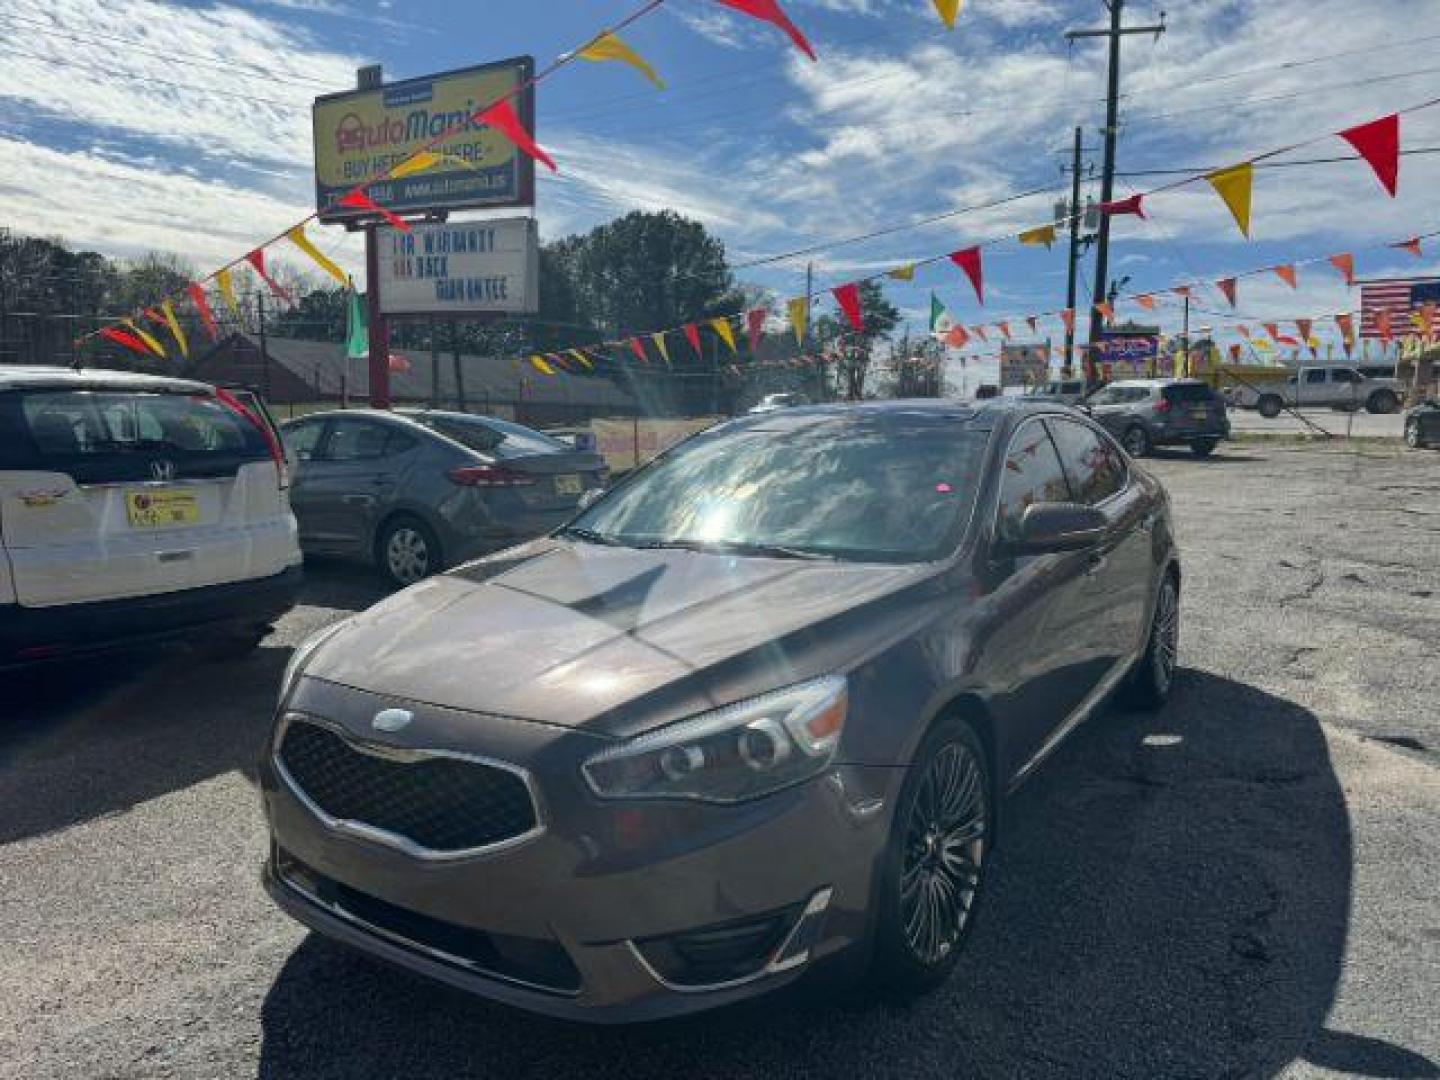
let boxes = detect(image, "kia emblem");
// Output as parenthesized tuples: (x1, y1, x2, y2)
(150, 459, 176, 481)
(372, 708, 413, 733)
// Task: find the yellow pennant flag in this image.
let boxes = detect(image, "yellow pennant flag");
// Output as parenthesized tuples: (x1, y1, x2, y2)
(390, 151, 444, 179)
(1018, 224, 1056, 249)
(1206, 163, 1253, 238)
(887, 264, 916, 282)
(215, 268, 241, 320)
(651, 332, 671, 365)
(576, 32, 664, 89)
(786, 297, 808, 345)
(529, 355, 556, 376)
(568, 348, 594, 369)
(287, 225, 348, 286)
(160, 300, 189, 359)
(122, 318, 166, 358)
(932, 0, 963, 29)
(711, 317, 737, 355)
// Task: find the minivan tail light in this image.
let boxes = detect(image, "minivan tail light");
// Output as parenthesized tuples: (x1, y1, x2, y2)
(214, 388, 287, 488)
(447, 465, 537, 487)
(1154, 397, 1172, 413)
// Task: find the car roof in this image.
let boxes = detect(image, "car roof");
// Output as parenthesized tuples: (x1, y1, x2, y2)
(735, 396, 1086, 430)
(0, 365, 213, 395)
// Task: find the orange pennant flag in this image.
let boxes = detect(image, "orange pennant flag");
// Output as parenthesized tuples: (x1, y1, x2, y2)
(1095, 301, 1114, 322)
(1272, 264, 1298, 289)
(1216, 277, 1238, 307)
(1060, 308, 1075, 334)
(1134, 294, 1156, 311)
(997, 321, 1011, 341)
(1329, 253, 1356, 286)
(1391, 236, 1423, 258)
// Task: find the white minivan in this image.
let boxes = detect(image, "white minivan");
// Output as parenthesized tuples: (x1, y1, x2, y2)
(0, 367, 302, 667)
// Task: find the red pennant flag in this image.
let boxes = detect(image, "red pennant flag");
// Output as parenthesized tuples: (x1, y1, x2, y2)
(1216, 277, 1238, 306)
(1295, 318, 1313, 348)
(99, 326, 153, 355)
(1135, 294, 1157, 311)
(246, 249, 295, 306)
(1095, 301, 1114, 322)
(714, 0, 816, 60)
(1228, 343, 1242, 362)
(1060, 308, 1075, 334)
(1262, 322, 1280, 342)
(948, 246, 984, 304)
(1272, 264, 1298, 289)
(1237, 323, 1251, 339)
(1339, 113, 1399, 197)
(1276, 334, 1300, 347)
(746, 308, 767, 352)
(1098, 193, 1146, 218)
(1391, 236, 1423, 258)
(187, 283, 219, 341)
(1328, 252, 1356, 286)
(972, 324, 988, 343)
(338, 189, 411, 232)
(832, 283, 864, 333)
(1026, 315, 1038, 334)
(1172, 285, 1192, 299)
(997, 321, 1011, 341)
(944, 325, 969, 348)
(474, 98, 557, 172)
(681, 323, 703, 358)
(1336, 313, 1355, 355)
(1377, 309, 1393, 344)
(628, 337, 647, 364)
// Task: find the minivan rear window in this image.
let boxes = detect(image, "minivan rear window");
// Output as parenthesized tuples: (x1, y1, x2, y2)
(1161, 383, 1217, 403)
(0, 389, 270, 483)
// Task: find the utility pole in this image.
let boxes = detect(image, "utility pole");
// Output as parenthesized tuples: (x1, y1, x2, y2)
(1066, 2, 1165, 377)
(256, 290, 270, 401)
(1064, 125, 1085, 376)
(805, 261, 821, 400)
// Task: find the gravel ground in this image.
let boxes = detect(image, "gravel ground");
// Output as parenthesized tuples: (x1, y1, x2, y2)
(1227, 408, 1404, 439)
(1, 444, 1436, 1080)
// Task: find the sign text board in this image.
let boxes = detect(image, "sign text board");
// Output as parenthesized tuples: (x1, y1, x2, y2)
(377, 218, 539, 317)
(313, 58, 535, 221)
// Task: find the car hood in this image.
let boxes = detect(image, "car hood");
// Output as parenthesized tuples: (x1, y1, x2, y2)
(302, 538, 933, 737)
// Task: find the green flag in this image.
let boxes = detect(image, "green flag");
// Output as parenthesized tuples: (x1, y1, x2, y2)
(345, 286, 368, 360)
(929, 292, 952, 334)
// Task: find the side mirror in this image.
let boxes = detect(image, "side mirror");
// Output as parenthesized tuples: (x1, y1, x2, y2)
(577, 487, 606, 512)
(1009, 503, 1108, 554)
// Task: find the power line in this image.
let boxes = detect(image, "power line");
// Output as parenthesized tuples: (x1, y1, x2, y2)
(1115, 144, 1440, 177)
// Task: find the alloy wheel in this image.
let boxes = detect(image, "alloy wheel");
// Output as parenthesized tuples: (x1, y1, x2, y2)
(1124, 427, 1149, 457)
(900, 742, 987, 966)
(1152, 577, 1179, 693)
(1406, 419, 1421, 448)
(386, 526, 431, 585)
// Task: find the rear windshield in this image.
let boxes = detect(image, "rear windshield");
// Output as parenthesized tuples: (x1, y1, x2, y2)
(415, 413, 568, 459)
(0, 389, 269, 483)
(1161, 383, 1218, 403)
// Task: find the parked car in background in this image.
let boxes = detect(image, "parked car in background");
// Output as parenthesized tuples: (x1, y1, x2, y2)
(263, 398, 1181, 1022)
(0, 366, 300, 667)
(1230, 365, 1403, 418)
(280, 409, 607, 587)
(1030, 378, 1088, 405)
(748, 391, 810, 414)
(1084, 378, 1230, 457)
(1404, 399, 1440, 449)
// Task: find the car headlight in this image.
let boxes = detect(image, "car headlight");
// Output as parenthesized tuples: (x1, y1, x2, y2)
(582, 676, 848, 803)
(277, 619, 350, 707)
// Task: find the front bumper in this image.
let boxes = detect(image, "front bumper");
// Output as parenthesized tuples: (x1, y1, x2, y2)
(260, 677, 894, 1022)
(0, 564, 301, 668)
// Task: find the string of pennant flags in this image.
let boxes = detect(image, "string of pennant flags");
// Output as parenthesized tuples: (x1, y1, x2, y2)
(82, 0, 986, 361)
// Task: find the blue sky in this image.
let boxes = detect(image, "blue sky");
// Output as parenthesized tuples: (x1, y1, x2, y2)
(3, 0, 1440, 354)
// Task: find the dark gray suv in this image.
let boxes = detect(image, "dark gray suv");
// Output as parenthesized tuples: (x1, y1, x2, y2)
(262, 399, 1180, 1022)
(1085, 378, 1230, 457)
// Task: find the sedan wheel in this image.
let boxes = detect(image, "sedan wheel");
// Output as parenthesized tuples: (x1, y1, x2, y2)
(380, 518, 439, 587)
(1122, 572, 1180, 709)
(872, 719, 990, 995)
(1123, 425, 1151, 457)
(1406, 418, 1422, 449)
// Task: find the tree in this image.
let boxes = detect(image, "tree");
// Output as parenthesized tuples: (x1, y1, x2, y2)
(815, 279, 901, 400)
(881, 332, 945, 398)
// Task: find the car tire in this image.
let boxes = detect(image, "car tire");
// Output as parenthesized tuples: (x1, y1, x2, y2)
(870, 716, 991, 998)
(1121, 571, 1180, 711)
(1366, 390, 1398, 415)
(377, 515, 443, 588)
(1190, 439, 1218, 458)
(1406, 417, 1423, 449)
(1122, 425, 1152, 457)
(1257, 395, 1283, 419)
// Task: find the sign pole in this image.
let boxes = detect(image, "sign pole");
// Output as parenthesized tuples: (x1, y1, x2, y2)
(365, 222, 391, 409)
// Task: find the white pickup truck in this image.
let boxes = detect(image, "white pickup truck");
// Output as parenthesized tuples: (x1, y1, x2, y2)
(1229, 365, 1403, 418)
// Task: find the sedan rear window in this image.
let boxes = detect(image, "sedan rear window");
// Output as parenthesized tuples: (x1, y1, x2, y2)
(571, 414, 991, 563)
(1161, 383, 1218, 403)
(0, 390, 269, 483)
(416, 414, 568, 459)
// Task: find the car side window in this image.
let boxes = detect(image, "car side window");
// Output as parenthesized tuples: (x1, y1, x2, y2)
(284, 420, 326, 461)
(384, 429, 418, 455)
(321, 420, 392, 462)
(1046, 418, 1127, 507)
(1305, 370, 1327, 384)
(996, 421, 1072, 545)
(1088, 387, 1121, 407)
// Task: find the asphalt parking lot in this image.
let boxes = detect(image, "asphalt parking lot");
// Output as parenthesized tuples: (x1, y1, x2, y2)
(2, 444, 1437, 1079)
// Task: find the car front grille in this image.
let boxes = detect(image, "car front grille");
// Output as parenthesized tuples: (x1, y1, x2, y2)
(277, 718, 539, 855)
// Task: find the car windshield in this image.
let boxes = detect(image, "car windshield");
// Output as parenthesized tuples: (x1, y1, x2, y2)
(414, 413, 568, 459)
(568, 412, 991, 563)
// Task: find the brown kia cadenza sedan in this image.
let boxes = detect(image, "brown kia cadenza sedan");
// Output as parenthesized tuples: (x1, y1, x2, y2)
(262, 398, 1180, 1022)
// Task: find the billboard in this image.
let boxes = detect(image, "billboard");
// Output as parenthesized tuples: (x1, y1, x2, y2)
(998, 343, 1050, 388)
(313, 58, 535, 222)
(376, 218, 539, 317)
(1092, 331, 1159, 374)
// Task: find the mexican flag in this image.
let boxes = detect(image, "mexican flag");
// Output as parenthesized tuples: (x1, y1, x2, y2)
(929, 292, 954, 336)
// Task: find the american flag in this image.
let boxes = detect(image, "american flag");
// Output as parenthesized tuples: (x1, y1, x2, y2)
(1359, 277, 1440, 338)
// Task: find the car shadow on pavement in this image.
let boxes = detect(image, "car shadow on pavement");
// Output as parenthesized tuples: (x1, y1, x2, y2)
(0, 562, 385, 846)
(255, 671, 1438, 1079)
